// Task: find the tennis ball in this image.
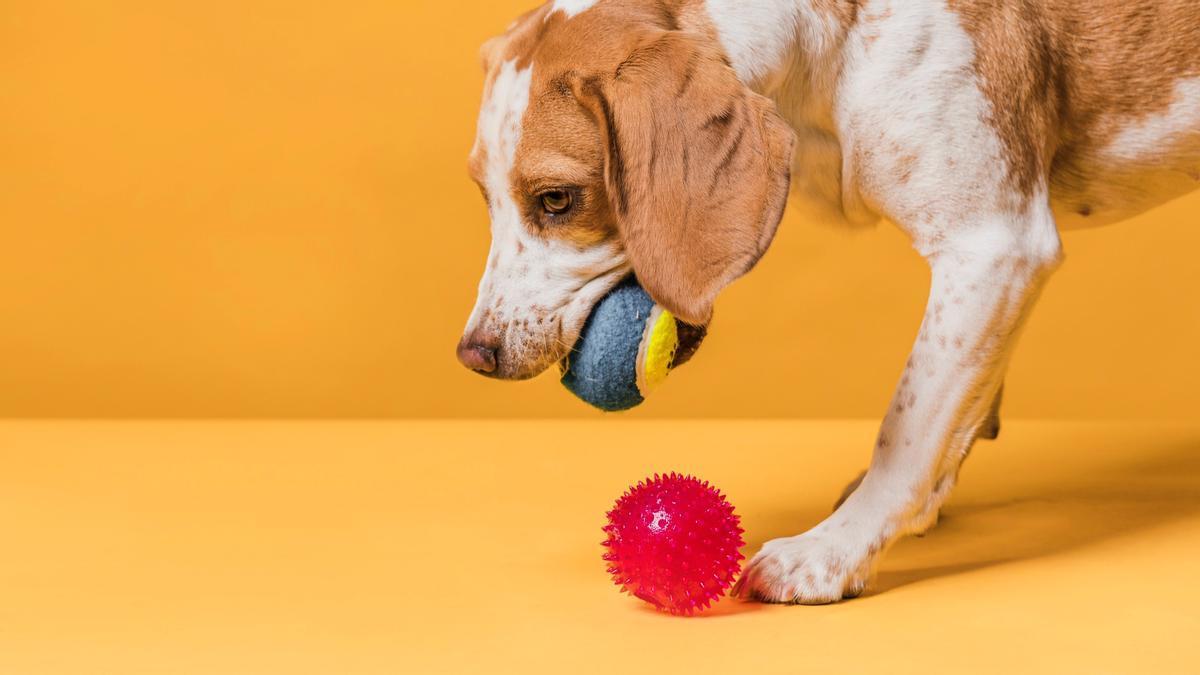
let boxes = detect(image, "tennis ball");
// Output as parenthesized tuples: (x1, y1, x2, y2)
(560, 278, 706, 411)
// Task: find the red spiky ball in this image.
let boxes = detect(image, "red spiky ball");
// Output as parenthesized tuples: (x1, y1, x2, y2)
(601, 473, 744, 615)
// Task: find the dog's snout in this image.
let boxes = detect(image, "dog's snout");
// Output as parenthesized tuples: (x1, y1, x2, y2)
(456, 336, 498, 374)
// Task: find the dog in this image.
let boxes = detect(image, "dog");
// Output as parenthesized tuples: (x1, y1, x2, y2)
(455, 0, 1200, 603)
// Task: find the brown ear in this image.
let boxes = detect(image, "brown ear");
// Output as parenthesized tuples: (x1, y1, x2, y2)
(576, 31, 795, 324)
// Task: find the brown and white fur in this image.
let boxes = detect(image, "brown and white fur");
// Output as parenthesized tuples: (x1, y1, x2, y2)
(456, 0, 1200, 603)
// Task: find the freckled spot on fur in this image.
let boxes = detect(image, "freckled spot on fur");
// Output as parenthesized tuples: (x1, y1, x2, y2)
(825, 556, 846, 584)
(866, 535, 886, 557)
(953, 296, 964, 304)
(907, 392, 916, 406)
(871, 6, 894, 22)
(908, 35, 931, 64)
(896, 152, 918, 183)
(861, 3, 893, 47)
(938, 335, 947, 348)
(1077, 205, 1092, 217)
(877, 434, 890, 449)
(953, 336, 964, 349)
(516, 241, 526, 254)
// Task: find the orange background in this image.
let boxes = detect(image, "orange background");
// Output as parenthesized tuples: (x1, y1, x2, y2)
(2, 0, 1198, 419)
(2, 6, 1198, 675)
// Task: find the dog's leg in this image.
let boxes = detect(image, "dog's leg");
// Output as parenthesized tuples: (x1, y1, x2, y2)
(834, 379, 1003, 514)
(833, 470, 865, 511)
(734, 221, 1061, 604)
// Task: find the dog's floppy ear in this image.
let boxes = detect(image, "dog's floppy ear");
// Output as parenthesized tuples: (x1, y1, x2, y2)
(575, 31, 794, 324)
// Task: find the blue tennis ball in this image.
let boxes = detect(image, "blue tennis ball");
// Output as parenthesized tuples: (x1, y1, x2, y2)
(560, 278, 706, 412)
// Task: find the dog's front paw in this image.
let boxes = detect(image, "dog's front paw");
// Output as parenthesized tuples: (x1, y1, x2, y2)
(731, 529, 878, 604)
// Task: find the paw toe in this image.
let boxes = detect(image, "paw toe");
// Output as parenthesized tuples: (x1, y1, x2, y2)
(734, 534, 871, 605)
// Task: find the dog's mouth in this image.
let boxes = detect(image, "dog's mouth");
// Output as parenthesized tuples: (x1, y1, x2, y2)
(671, 320, 707, 368)
(556, 315, 708, 373)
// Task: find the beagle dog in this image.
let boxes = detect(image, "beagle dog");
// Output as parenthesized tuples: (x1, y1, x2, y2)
(456, 0, 1200, 603)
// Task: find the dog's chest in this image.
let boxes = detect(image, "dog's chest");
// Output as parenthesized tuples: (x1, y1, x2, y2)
(782, 122, 867, 228)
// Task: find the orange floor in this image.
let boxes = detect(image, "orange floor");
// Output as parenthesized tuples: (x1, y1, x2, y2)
(1, 420, 1197, 674)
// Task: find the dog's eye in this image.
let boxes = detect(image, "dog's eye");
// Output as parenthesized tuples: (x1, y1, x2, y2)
(540, 190, 572, 215)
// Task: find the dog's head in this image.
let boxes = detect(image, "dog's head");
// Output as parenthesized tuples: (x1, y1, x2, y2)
(457, 1, 794, 379)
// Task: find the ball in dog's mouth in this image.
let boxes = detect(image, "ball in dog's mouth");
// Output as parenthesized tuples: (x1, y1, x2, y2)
(559, 277, 707, 411)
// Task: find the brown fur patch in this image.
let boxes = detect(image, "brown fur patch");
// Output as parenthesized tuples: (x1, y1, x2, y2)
(475, 1, 795, 323)
(949, 0, 1200, 198)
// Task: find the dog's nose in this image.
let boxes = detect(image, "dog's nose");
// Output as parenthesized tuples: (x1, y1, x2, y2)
(456, 337, 497, 374)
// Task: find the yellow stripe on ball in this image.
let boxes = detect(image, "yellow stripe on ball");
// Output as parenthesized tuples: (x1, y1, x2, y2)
(635, 306, 679, 396)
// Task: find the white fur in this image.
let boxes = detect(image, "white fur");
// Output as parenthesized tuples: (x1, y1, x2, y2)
(549, 0, 598, 20)
(1106, 77, 1200, 162)
(704, 0, 804, 90)
(474, 60, 531, 202)
(837, 1, 1029, 247)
